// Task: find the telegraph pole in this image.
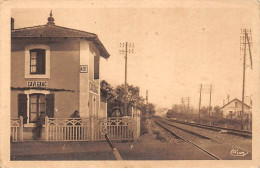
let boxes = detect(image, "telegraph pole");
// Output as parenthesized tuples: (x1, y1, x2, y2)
(198, 84, 202, 123)
(240, 29, 253, 130)
(241, 30, 246, 130)
(146, 90, 149, 116)
(124, 42, 128, 117)
(187, 97, 190, 114)
(119, 42, 134, 116)
(181, 97, 185, 114)
(181, 97, 190, 115)
(208, 84, 212, 116)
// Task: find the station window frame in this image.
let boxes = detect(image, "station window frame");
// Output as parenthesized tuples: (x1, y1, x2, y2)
(25, 44, 50, 78)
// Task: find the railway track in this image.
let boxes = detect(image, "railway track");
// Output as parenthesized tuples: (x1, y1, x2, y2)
(155, 119, 252, 160)
(167, 118, 252, 138)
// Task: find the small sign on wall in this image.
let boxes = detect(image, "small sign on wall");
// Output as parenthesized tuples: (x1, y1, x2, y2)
(80, 65, 88, 73)
(27, 81, 48, 87)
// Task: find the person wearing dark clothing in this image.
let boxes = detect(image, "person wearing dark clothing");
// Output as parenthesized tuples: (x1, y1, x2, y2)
(70, 110, 81, 140)
(36, 111, 45, 140)
(70, 110, 80, 118)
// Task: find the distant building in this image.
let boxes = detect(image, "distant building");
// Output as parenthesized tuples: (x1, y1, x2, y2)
(220, 98, 251, 118)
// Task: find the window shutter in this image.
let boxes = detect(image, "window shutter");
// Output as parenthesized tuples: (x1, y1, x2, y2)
(37, 49, 46, 74)
(46, 94, 54, 118)
(18, 93, 27, 124)
(94, 56, 99, 79)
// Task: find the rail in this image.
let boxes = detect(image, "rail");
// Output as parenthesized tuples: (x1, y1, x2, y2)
(155, 120, 220, 160)
(168, 119, 252, 138)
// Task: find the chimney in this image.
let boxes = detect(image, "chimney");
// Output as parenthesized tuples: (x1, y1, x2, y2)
(11, 18, 14, 30)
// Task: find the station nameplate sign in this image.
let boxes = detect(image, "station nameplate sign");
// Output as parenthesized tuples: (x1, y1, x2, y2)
(80, 65, 88, 73)
(27, 81, 47, 88)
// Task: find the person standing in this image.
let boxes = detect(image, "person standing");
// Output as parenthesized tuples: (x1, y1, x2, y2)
(36, 111, 45, 140)
(70, 110, 81, 139)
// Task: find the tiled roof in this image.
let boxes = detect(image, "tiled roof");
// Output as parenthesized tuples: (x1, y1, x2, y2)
(11, 24, 110, 58)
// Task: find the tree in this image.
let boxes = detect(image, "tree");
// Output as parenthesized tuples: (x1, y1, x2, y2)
(200, 106, 208, 116)
(101, 80, 154, 117)
(213, 105, 223, 117)
(147, 103, 156, 115)
(100, 80, 114, 96)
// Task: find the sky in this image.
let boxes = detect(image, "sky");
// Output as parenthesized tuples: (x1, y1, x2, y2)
(11, 4, 257, 110)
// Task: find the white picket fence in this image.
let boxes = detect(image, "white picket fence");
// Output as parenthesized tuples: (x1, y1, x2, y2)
(47, 118, 90, 141)
(45, 117, 140, 141)
(11, 116, 140, 142)
(92, 117, 135, 141)
(10, 117, 23, 142)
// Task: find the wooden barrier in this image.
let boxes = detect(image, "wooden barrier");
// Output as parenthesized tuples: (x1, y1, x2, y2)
(45, 117, 140, 141)
(10, 116, 140, 142)
(46, 118, 90, 141)
(10, 118, 21, 142)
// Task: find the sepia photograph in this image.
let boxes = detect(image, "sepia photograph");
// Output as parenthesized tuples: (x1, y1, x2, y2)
(1, 0, 260, 168)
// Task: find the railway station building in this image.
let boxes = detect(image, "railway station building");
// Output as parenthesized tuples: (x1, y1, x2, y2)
(11, 12, 110, 140)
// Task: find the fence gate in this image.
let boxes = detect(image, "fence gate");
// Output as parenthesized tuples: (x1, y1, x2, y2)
(92, 117, 134, 141)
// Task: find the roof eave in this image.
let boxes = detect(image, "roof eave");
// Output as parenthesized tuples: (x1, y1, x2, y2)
(11, 36, 110, 59)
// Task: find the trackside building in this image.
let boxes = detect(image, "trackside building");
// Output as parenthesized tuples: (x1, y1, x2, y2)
(11, 12, 110, 140)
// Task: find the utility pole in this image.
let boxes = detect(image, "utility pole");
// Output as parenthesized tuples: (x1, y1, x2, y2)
(187, 97, 190, 114)
(124, 42, 128, 117)
(240, 29, 252, 130)
(208, 84, 212, 117)
(198, 84, 202, 123)
(181, 97, 190, 115)
(241, 31, 246, 130)
(181, 97, 185, 114)
(146, 90, 149, 116)
(119, 42, 134, 116)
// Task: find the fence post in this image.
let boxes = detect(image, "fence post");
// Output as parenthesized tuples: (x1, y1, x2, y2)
(133, 116, 137, 142)
(90, 117, 94, 141)
(137, 116, 140, 138)
(19, 116, 23, 142)
(45, 116, 49, 141)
